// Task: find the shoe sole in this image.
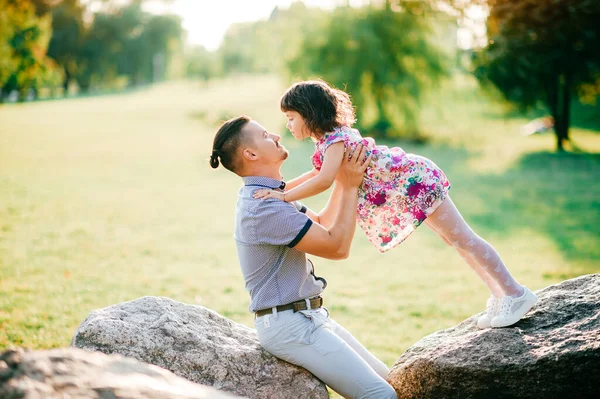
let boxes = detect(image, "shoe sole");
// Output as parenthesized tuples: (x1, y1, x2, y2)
(490, 292, 538, 328)
(477, 316, 493, 329)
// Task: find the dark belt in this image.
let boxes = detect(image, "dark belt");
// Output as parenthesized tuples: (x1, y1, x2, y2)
(255, 296, 323, 318)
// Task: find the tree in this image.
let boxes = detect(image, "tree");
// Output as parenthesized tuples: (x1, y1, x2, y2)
(139, 13, 182, 82)
(76, 1, 182, 91)
(474, 0, 600, 151)
(185, 45, 218, 81)
(46, 0, 86, 91)
(76, 9, 123, 91)
(216, 2, 327, 76)
(0, 0, 19, 91)
(0, 0, 63, 102)
(288, 2, 448, 138)
(29, 0, 58, 16)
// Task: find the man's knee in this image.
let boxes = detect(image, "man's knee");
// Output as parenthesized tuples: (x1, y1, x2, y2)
(360, 381, 397, 399)
(379, 383, 397, 399)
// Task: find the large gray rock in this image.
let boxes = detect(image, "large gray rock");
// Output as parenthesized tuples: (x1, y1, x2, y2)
(71, 296, 328, 399)
(388, 274, 600, 398)
(0, 347, 241, 398)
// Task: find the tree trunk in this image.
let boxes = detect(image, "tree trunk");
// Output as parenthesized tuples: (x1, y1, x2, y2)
(77, 75, 91, 93)
(63, 69, 71, 93)
(18, 87, 28, 102)
(549, 72, 571, 152)
(557, 72, 572, 151)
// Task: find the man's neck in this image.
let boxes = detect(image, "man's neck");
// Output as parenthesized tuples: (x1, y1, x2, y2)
(240, 165, 283, 181)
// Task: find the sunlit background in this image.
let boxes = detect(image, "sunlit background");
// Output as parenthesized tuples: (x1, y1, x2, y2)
(146, 0, 364, 50)
(143, 0, 485, 49)
(1, 0, 599, 397)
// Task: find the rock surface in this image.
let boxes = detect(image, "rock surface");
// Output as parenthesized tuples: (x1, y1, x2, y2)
(71, 296, 328, 399)
(0, 347, 241, 398)
(388, 274, 600, 398)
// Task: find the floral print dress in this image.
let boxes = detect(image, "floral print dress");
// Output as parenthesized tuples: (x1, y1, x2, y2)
(312, 126, 451, 253)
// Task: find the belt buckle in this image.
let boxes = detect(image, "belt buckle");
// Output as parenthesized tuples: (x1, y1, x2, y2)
(293, 297, 320, 312)
(315, 297, 322, 307)
(293, 301, 304, 312)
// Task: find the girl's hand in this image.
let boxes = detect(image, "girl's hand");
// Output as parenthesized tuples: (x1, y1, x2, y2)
(253, 189, 285, 201)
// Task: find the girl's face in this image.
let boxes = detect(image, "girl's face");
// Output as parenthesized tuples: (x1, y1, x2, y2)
(285, 111, 311, 140)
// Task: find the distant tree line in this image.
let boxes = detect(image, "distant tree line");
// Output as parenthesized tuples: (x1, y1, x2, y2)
(186, 1, 455, 139)
(3, 0, 598, 149)
(0, 0, 182, 102)
(188, 0, 599, 147)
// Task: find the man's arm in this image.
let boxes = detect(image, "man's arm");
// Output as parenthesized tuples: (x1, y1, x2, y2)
(302, 182, 342, 228)
(293, 145, 369, 260)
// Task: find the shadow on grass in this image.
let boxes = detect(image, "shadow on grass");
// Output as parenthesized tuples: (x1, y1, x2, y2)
(570, 101, 600, 132)
(480, 99, 600, 135)
(469, 151, 600, 266)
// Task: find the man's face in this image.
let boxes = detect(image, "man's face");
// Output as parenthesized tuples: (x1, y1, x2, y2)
(285, 111, 310, 140)
(242, 120, 289, 166)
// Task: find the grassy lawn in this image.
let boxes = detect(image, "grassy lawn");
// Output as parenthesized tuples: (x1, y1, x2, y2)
(1, 73, 599, 373)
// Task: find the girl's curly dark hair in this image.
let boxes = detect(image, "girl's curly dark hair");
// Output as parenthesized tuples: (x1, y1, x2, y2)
(280, 80, 356, 138)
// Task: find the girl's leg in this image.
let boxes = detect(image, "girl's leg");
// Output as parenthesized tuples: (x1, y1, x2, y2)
(425, 218, 505, 298)
(425, 196, 523, 297)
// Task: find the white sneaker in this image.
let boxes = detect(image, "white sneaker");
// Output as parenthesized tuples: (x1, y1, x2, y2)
(491, 286, 538, 328)
(477, 295, 502, 329)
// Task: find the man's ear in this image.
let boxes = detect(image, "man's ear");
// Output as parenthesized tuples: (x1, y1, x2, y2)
(242, 147, 257, 161)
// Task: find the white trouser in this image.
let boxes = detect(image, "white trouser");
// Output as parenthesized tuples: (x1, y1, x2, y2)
(254, 307, 396, 399)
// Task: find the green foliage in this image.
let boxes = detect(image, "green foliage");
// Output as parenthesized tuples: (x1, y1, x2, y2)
(185, 1, 455, 139)
(124, 9, 182, 85)
(0, 0, 63, 101)
(185, 45, 219, 81)
(473, 0, 600, 151)
(287, 4, 449, 139)
(77, 2, 182, 91)
(0, 1, 19, 88)
(1, 0, 183, 98)
(46, 0, 85, 90)
(214, 2, 328, 75)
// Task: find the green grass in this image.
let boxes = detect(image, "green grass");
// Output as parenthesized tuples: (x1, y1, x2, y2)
(1, 74, 599, 374)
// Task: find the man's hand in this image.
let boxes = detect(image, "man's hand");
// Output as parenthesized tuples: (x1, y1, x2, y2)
(336, 144, 371, 189)
(253, 189, 285, 201)
(293, 144, 370, 260)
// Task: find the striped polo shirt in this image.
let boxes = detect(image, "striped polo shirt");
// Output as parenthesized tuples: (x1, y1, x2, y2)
(235, 176, 327, 312)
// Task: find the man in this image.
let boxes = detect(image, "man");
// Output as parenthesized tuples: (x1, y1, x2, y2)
(209, 116, 396, 399)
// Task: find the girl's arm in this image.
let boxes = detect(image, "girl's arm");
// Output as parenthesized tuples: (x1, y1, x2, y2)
(285, 168, 319, 191)
(284, 142, 344, 202)
(313, 179, 343, 228)
(294, 144, 367, 226)
(254, 142, 345, 203)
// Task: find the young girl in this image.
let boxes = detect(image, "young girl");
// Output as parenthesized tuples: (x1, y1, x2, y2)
(254, 80, 538, 329)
